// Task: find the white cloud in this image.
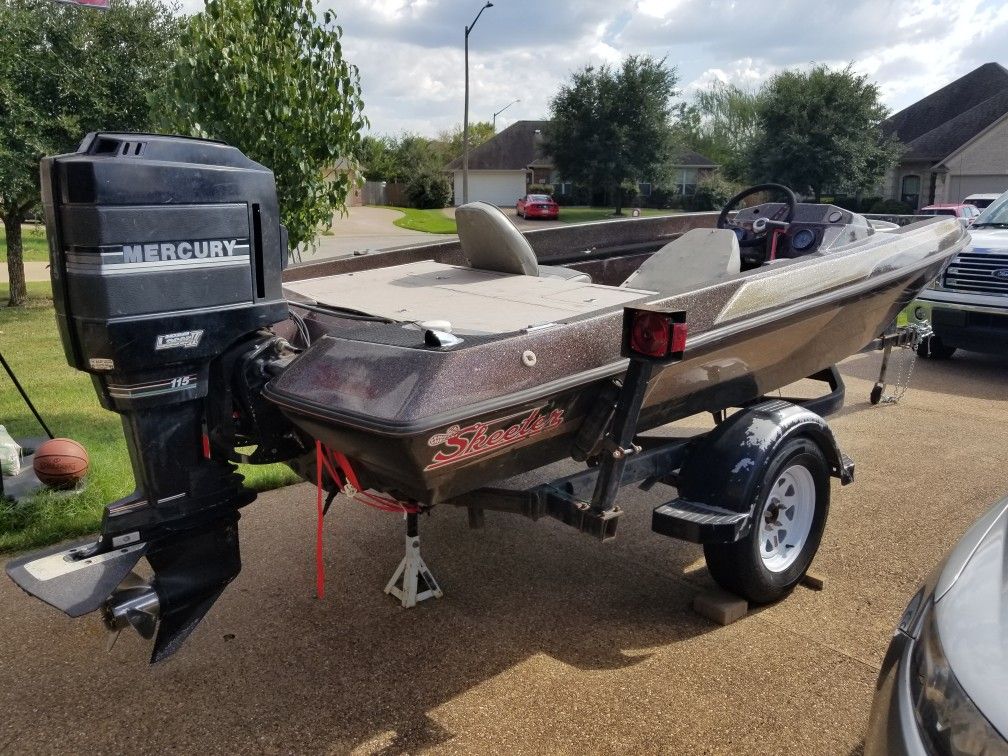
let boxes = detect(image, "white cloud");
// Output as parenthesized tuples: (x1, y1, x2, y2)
(176, 0, 1006, 134)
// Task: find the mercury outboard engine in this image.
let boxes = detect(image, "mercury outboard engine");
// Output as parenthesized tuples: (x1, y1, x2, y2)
(6, 134, 300, 661)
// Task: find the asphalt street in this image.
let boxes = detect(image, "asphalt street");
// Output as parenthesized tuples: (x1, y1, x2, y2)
(2, 349, 1007, 755)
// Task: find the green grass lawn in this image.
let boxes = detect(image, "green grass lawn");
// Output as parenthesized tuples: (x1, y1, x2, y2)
(388, 207, 458, 234)
(556, 207, 681, 224)
(0, 224, 50, 263)
(0, 281, 299, 554)
(388, 205, 681, 233)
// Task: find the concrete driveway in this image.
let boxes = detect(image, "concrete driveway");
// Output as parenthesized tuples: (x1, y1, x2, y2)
(303, 206, 562, 263)
(2, 350, 1007, 754)
(308, 207, 451, 260)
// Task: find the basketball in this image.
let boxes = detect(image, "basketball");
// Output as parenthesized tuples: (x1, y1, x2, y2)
(32, 438, 89, 490)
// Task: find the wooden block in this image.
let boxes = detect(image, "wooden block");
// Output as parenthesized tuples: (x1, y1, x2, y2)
(800, 570, 826, 590)
(693, 588, 748, 626)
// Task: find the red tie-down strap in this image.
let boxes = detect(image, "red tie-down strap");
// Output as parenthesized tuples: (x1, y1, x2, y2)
(313, 440, 419, 598)
(769, 228, 786, 260)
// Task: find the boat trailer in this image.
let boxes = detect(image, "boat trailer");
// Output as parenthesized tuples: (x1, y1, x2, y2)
(383, 304, 864, 608)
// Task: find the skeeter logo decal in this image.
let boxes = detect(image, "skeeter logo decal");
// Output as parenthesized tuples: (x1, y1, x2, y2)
(424, 406, 564, 471)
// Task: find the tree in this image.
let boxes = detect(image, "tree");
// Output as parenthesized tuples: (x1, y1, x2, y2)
(358, 135, 400, 182)
(357, 133, 437, 184)
(546, 56, 678, 215)
(674, 82, 764, 182)
(435, 121, 494, 166)
(748, 64, 901, 201)
(0, 0, 181, 306)
(161, 0, 367, 253)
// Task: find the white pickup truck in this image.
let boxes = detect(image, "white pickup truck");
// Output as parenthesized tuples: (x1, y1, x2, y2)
(908, 191, 1008, 358)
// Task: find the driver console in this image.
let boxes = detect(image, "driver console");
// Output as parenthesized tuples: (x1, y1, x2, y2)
(717, 183, 875, 270)
(731, 201, 870, 262)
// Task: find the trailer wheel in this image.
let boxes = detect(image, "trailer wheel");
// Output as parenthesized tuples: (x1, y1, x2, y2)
(703, 437, 830, 603)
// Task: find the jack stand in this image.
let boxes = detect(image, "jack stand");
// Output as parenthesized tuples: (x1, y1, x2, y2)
(384, 512, 443, 608)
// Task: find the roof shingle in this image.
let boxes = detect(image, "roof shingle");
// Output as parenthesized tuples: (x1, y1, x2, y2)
(882, 62, 1008, 146)
(902, 87, 1008, 162)
(445, 120, 549, 171)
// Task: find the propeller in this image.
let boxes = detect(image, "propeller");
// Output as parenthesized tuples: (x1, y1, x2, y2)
(103, 572, 161, 652)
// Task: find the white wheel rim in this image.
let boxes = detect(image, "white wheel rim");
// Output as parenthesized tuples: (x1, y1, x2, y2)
(758, 464, 816, 573)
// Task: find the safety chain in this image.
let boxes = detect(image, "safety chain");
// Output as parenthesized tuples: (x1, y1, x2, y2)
(880, 322, 932, 405)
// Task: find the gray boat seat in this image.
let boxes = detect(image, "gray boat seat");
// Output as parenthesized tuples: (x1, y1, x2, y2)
(621, 228, 740, 293)
(456, 201, 591, 283)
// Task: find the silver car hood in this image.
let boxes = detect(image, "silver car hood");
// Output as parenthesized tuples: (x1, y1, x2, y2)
(968, 227, 1008, 249)
(935, 496, 1008, 736)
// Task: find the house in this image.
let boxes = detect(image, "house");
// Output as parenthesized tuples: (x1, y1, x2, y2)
(445, 120, 717, 206)
(882, 62, 1008, 210)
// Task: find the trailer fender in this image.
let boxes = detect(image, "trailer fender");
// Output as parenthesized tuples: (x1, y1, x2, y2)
(675, 399, 853, 518)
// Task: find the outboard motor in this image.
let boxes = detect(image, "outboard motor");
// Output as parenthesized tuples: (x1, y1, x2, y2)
(6, 134, 295, 661)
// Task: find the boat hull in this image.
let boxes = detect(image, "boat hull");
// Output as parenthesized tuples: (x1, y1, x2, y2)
(266, 218, 966, 504)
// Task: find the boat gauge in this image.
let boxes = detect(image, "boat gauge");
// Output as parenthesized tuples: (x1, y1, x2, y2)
(791, 228, 816, 252)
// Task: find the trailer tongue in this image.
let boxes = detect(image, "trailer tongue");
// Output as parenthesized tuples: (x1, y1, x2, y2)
(6, 134, 964, 663)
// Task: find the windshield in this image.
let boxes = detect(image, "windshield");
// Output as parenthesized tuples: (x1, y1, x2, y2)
(528, 194, 551, 202)
(974, 193, 1008, 226)
(922, 208, 957, 216)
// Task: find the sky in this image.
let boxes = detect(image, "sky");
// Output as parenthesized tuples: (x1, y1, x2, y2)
(180, 0, 1008, 137)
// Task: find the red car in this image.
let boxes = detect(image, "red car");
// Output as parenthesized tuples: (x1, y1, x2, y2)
(516, 193, 559, 219)
(920, 203, 981, 225)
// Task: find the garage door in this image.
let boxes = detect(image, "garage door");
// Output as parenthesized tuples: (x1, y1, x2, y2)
(453, 171, 526, 206)
(948, 175, 1008, 202)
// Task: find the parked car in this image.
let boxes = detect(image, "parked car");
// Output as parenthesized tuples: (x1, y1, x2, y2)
(516, 193, 559, 220)
(965, 193, 1004, 210)
(920, 203, 981, 225)
(908, 190, 1008, 358)
(864, 493, 1008, 755)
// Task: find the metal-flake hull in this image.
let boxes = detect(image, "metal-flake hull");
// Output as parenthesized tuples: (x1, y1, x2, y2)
(265, 217, 966, 503)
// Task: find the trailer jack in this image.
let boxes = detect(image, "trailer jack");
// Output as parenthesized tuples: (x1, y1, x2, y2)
(384, 512, 443, 608)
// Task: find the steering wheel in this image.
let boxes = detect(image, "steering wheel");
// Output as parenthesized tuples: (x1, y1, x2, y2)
(717, 183, 798, 248)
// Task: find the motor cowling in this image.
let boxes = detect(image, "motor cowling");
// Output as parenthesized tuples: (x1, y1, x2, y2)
(7, 134, 293, 661)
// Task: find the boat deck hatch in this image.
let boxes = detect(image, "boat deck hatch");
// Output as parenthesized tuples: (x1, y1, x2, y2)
(284, 261, 655, 334)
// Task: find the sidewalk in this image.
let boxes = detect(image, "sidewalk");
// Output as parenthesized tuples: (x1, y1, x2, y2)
(0, 261, 50, 284)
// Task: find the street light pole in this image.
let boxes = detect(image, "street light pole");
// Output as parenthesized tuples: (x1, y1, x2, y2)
(492, 98, 520, 131)
(462, 1, 493, 205)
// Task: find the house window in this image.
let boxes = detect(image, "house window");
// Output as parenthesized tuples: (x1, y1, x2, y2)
(900, 174, 921, 209)
(556, 181, 573, 196)
(677, 168, 699, 196)
(638, 182, 652, 198)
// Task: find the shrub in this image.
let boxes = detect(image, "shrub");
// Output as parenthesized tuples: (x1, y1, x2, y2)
(620, 179, 640, 207)
(831, 195, 883, 213)
(406, 171, 452, 209)
(689, 175, 744, 211)
(527, 183, 554, 195)
(553, 184, 592, 206)
(868, 198, 914, 215)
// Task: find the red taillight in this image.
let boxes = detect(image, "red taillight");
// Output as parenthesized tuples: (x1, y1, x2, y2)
(630, 312, 669, 357)
(670, 320, 687, 352)
(628, 311, 687, 358)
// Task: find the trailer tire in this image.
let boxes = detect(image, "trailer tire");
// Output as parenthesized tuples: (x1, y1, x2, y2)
(703, 437, 830, 604)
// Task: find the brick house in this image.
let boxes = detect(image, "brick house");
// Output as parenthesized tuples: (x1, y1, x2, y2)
(445, 120, 717, 206)
(882, 62, 1008, 210)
